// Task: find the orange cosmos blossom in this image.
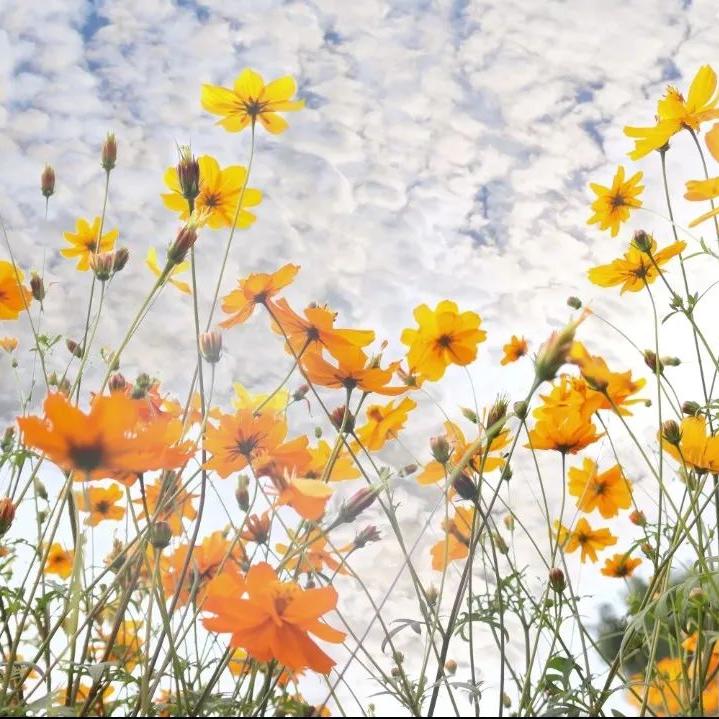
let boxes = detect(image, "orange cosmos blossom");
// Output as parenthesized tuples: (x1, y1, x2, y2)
(568, 458, 632, 518)
(61, 217, 118, 271)
(624, 65, 719, 159)
(18, 393, 193, 480)
(276, 530, 351, 575)
(0, 336, 18, 353)
(431, 505, 475, 571)
(203, 562, 344, 674)
(269, 298, 375, 365)
(204, 408, 310, 479)
(134, 474, 197, 536)
(201, 68, 304, 134)
(96, 620, 143, 672)
(527, 409, 603, 454)
(661, 416, 719, 473)
(500, 335, 528, 365)
(304, 440, 360, 482)
(270, 471, 333, 521)
(221, 264, 299, 328)
(354, 397, 416, 451)
(401, 300, 486, 381)
(534, 375, 601, 421)
(301, 351, 406, 396)
(74, 483, 125, 526)
(162, 154, 262, 230)
(44, 543, 74, 579)
(555, 517, 616, 563)
(0, 261, 32, 321)
(588, 235, 685, 294)
(601, 552, 642, 578)
(587, 166, 644, 237)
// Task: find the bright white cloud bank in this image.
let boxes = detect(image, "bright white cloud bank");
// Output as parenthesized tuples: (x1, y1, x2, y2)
(2, 0, 719, 713)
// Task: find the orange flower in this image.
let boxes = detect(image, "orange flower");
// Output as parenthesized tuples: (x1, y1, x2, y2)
(270, 298, 375, 365)
(629, 657, 685, 715)
(271, 472, 333, 521)
(568, 458, 632, 518)
(44, 543, 74, 579)
(61, 217, 118, 271)
(303, 440, 360, 482)
(221, 264, 299, 328)
(240, 512, 271, 544)
(97, 620, 143, 672)
(500, 335, 528, 365)
(534, 375, 600, 421)
(0, 261, 32, 320)
(201, 68, 304, 134)
(74, 483, 125, 526)
(276, 530, 350, 575)
(134, 474, 197, 536)
(431, 506, 474, 571)
(204, 409, 309, 479)
(601, 553, 642, 578)
(354, 397, 416, 451)
(18, 393, 193, 481)
(0, 337, 18, 353)
(555, 517, 616, 563)
(661, 416, 719, 473)
(162, 531, 246, 608)
(401, 300, 486, 381)
(527, 410, 602, 454)
(587, 166, 643, 237)
(301, 352, 406, 396)
(203, 562, 344, 673)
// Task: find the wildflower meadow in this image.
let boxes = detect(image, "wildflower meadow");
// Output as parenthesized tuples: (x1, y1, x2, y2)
(4, 24, 719, 719)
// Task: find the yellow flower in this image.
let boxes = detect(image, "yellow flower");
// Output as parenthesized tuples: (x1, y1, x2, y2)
(146, 247, 191, 294)
(44, 543, 74, 579)
(500, 335, 528, 365)
(201, 68, 304, 134)
(74, 483, 125, 526)
(61, 217, 118, 271)
(401, 300, 486, 381)
(232, 382, 289, 414)
(601, 552, 641, 578)
(354, 397, 416, 451)
(661, 416, 719, 473)
(527, 410, 602, 454)
(555, 517, 616, 563)
(0, 262, 32, 320)
(684, 175, 719, 228)
(625, 65, 719, 159)
(568, 458, 632, 518)
(588, 235, 685, 293)
(162, 155, 262, 230)
(587, 166, 643, 237)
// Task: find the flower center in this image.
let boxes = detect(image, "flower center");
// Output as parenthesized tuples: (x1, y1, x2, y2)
(68, 442, 106, 472)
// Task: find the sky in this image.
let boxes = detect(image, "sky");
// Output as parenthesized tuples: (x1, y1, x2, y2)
(2, 0, 719, 713)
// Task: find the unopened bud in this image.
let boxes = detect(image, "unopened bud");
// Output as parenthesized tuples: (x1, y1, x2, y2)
(41, 164, 55, 198)
(549, 567, 565, 593)
(150, 521, 172, 550)
(682, 401, 701, 417)
(661, 420, 682, 446)
(430, 435, 451, 464)
(30, 273, 45, 302)
(503, 514, 515, 531)
(487, 395, 509, 434)
(177, 145, 201, 202)
(567, 296, 582, 309)
(444, 659, 457, 675)
(108, 373, 128, 393)
(0, 499, 15, 536)
(339, 486, 379, 524)
(452, 472, 477, 502)
(535, 311, 588, 383)
(640, 542, 655, 560)
(90, 252, 114, 281)
(689, 587, 706, 604)
(314, 426, 322, 438)
(292, 384, 309, 401)
(493, 532, 509, 554)
(502, 693, 511, 708)
(461, 406, 478, 424)
(632, 230, 653, 253)
(513, 401, 529, 421)
(643, 350, 663, 374)
(101, 132, 117, 171)
(34, 478, 48, 502)
(199, 330, 222, 364)
(66, 339, 83, 359)
(353, 525, 381, 548)
(426, 584, 439, 606)
(235, 475, 250, 512)
(501, 464, 513, 482)
(662, 356, 681, 367)
(629, 510, 646, 527)
(167, 224, 198, 265)
(398, 464, 417, 477)
(330, 405, 355, 433)
(112, 247, 130, 273)
(1, 428, 14, 453)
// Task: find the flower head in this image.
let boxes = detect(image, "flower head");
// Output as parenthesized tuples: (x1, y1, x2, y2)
(44, 543, 74, 579)
(0, 261, 32, 320)
(354, 398, 416, 451)
(555, 517, 617, 563)
(568, 458, 632, 518)
(61, 217, 118, 271)
(74, 483, 125, 526)
(587, 166, 644, 237)
(601, 552, 642, 578)
(500, 335, 528, 365)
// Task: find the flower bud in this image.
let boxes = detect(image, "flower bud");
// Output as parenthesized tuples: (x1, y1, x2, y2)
(430, 435, 451, 464)
(1, 427, 15, 453)
(101, 132, 117, 171)
(314, 426, 323, 438)
(662, 356, 681, 367)
(632, 230, 653, 253)
(0, 499, 15, 536)
(235, 475, 250, 512)
(112, 247, 130, 273)
(353, 525, 381, 548)
(444, 659, 457, 675)
(503, 514, 515, 531)
(330, 405, 355, 433)
(150, 521, 172, 550)
(30, 273, 45, 302)
(426, 584, 439, 605)
(640, 542, 655, 560)
(493, 532, 509, 554)
(513, 401, 529, 420)
(90, 252, 115, 281)
(461, 406, 478, 424)
(487, 395, 509, 434)
(398, 464, 417, 477)
(167, 224, 198, 265)
(66, 339, 83, 359)
(199, 330, 222, 364)
(548, 567, 565, 593)
(452, 472, 477, 502)
(292, 384, 309, 401)
(41, 164, 55, 198)
(682, 401, 701, 417)
(567, 296, 582, 309)
(502, 693, 512, 709)
(34, 478, 48, 502)
(501, 464, 513, 482)
(629, 510, 646, 527)
(535, 311, 588, 383)
(177, 145, 201, 202)
(339, 486, 379, 524)
(661, 420, 682, 446)
(689, 587, 706, 604)
(108, 373, 128, 393)
(643, 350, 663, 374)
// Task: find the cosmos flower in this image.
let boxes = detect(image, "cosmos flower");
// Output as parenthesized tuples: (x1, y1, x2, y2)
(74, 483, 125, 526)
(61, 217, 118, 271)
(430, 505, 474, 571)
(146, 247, 191, 295)
(587, 166, 644, 237)
(567, 458, 632, 518)
(661, 416, 719, 473)
(354, 397, 416, 451)
(0, 261, 32, 320)
(555, 517, 616, 563)
(301, 352, 406, 396)
(500, 335, 528, 365)
(526, 410, 602, 454)
(44, 543, 74, 579)
(600, 552, 642, 578)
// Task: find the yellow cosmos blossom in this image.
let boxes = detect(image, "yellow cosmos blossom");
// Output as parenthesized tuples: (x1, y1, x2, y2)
(500, 335, 528, 365)
(534, 375, 600, 421)
(44, 543, 74, 579)
(162, 155, 262, 230)
(74, 483, 125, 526)
(201, 68, 304, 134)
(527, 405, 602, 454)
(568, 458, 632, 518)
(684, 174, 719, 227)
(61, 217, 118, 271)
(304, 440, 360, 482)
(146, 247, 191, 294)
(0, 261, 32, 321)
(401, 300, 486, 382)
(625, 65, 719, 159)
(555, 517, 616, 563)
(588, 236, 685, 293)
(354, 397, 416, 451)
(587, 166, 644, 237)
(601, 552, 641, 578)
(661, 416, 719, 473)
(232, 381, 289, 414)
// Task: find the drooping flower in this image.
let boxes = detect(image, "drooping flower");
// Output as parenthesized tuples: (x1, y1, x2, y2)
(500, 335, 528, 365)
(221, 264, 299, 328)
(601, 552, 642, 578)
(588, 236, 685, 293)
(661, 416, 719, 473)
(74, 483, 125, 526)
(201, 69, 305, 134)
(624, 65, 719, 159)
(0, 262, 32, 320)
(270, 472, 333, 521)
(401, 300, 486, 382)
(587, 166, 644, 237)
(354, 397, 416, 451)
(430, 505, 474, 571)
(203, 562, 344, 673)
(146, 247, 191, 294)
(162, 155, 262, 229)
(555, 517, 617, 563)
(301, 352, 406, 396)
(568, 458, 632, 518)
(44, 543, 74, 579)
(18, 393, 193, 480)
(61, 217, 118, 271)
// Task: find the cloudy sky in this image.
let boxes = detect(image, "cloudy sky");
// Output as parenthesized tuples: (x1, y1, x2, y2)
(2, 0, 719, 712)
